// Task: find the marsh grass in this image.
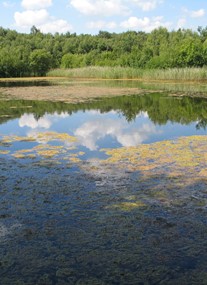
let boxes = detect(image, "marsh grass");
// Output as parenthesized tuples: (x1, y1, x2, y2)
(47, 66, 144, 79)
(47, 66, 207, 81)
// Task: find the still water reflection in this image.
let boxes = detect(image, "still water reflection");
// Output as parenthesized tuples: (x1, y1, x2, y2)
(1, 92, 207, 285)
(0, 93, 207, 156)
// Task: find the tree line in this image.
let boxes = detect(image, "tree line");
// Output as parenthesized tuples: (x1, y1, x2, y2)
(0, 25, 207, 77)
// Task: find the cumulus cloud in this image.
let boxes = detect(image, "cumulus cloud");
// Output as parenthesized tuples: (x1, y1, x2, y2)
(38, 20, 73, 34)
(21, 0, 52, 10)
(182, 8, 205, 19)
(120, 16, 171, 32)
(19, 114, 52, 129)
(75, 117, 159, 151)
(70, 0, 129, 16)
(14, 0, 72, 33)
(14, 9, 49, 27)
(189, 9, 205, 18)
(131, 0, 163, 11)
(19, 113, 72, 130)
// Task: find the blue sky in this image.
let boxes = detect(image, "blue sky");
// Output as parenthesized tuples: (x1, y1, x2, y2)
(0, 0, 206, 34)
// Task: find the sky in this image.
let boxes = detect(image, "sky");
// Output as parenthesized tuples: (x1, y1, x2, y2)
(0, 0, 206, 35)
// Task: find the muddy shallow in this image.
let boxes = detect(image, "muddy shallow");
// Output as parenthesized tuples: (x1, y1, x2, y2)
(0, 78, 207, 104)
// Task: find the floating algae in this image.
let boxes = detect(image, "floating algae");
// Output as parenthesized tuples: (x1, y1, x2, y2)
(101, 135, 207, 177)
(0, 131, 84, 166)
(107, 201, 147, 211)
(1, 135, 207, 284)
(0, 150, 10, 155)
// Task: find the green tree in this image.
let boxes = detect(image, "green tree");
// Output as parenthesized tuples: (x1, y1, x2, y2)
(29, 49, 52, 76)
(61, 53, 85, 68)
(177, 37, 204, 67)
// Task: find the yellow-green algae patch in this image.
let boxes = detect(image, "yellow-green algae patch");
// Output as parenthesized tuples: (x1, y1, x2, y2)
(1, 132, 77, 144)
(0, 131, 87, 166)
(2, 133, 207, 177)
(101, 135, 207, 176)
(0, 150, 10, 154)
(107, 201, 146, 211)
(34, 132, 77, 143)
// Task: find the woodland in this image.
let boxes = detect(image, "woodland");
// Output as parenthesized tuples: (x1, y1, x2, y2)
(0, 25, 207, 77)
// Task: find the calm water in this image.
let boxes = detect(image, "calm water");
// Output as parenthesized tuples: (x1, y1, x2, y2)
(1, 91, 207, 284)
(0, 93, 207, 158)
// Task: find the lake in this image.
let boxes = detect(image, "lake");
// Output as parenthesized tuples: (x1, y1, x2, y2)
(1, 84, 207, 284)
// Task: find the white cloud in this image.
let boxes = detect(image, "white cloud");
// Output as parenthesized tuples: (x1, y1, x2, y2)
(117, 123, 157, 147)
(75, 117, 159, 151)
(189, 9, 205, 18)
(21, 0, 52, 10)
(19, 114, 51, 129)
(120, 16, 171, 32)
(121, 16, 149, 29)
(70, 0, 129, 16)
(14, 4, 73, 34)
(136, 111, 149, 118)
(182, 8, 205, 19)
(14, 9, 49, 27)
(87, 20, 117, 30)
(131, 0, 163, 11)
(39, 20, 73, 34)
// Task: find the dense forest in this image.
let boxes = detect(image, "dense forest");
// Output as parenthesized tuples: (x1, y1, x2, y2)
(0, 25, 207, 77)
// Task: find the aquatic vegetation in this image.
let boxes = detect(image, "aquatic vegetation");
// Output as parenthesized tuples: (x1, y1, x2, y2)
(48, 66, 207, 81)
(11, 153, 27, 159)
(0, 150, 10, 154)
(1, 135, 35, 143)
(36, 149, 60, 158)
(1, 124, 207, 284)
(101, 136, 207, 177)
(0, 132, 85, 167)
(108, 201, 146, 211)
(69, 157, 81, 163)
(32, 131, 77, 143)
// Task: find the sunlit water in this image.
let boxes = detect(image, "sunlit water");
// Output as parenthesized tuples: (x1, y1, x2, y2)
(0, 93, 207, 159)
(1, 92, 207, 284)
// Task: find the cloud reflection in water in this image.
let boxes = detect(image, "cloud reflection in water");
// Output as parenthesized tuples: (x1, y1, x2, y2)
(18, 111, 160, 150)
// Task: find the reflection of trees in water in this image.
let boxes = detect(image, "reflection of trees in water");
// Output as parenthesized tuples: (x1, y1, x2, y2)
(0, 93, 207, 128)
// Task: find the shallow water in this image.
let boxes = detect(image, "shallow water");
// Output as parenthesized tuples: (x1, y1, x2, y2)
(1, 91, 207, 284)
(0, 93, 207, 157)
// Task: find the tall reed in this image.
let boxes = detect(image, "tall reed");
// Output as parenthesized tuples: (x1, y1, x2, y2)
(47, 66, 207, 81)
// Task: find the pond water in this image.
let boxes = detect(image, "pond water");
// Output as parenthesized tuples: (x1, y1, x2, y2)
(0, 93, 207, 160)
(1, 91, 207, 284)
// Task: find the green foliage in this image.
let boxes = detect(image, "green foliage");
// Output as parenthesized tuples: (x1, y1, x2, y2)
(177, 38, 204, 67)
(29, 49, 52, 76)
(61, 53, 85, 68)
(1, 26, 207, 77)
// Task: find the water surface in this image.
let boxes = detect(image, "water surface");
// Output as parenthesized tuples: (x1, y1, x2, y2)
(0, 93, 207, 157)
(1, 91, 207, 284)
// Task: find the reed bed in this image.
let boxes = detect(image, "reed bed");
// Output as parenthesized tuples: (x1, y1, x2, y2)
(144, 68, 207, 81)
(47, 66, 144, 79)
(47, 66, 207, 81)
